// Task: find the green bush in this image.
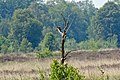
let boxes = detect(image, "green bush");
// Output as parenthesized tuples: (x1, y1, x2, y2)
(50, 60, 85, 80)
(0, 37, 10, 54)
(79, 39, 101, 51)
(65, 38, 79, 50)
(36, 48, 53, 58)
(79, 37, 117, 51)
(7, 45, 14, 53)
(40, 32, 58, 51)
(1, 44, 9, 54)
(19, 38, 33, 53)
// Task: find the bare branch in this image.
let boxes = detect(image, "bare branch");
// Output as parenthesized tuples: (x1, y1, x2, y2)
(66, 16, 76, 33)
(64, 49, 78, 60)
(64, 51, 72, 59)
(67, 13, 72, 20)
(61, 13, 67, 26)
(61, 13, 70, 32)
(64, 22, 69, 32)
(63, 13, 72, 31)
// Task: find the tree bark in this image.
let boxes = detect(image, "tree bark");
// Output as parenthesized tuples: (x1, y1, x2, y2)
(61, 34, 66, 64)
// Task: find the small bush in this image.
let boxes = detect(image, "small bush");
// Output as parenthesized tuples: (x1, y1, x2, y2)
(36, 48, 53, 58)
(79, 37, 117, 51)
(1, 44, 9, 54)
(19, 38, 33, 53)
(50, 60, 85, 80)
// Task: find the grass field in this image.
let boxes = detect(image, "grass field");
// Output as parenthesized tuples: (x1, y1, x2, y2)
(0, 49, 120, 80)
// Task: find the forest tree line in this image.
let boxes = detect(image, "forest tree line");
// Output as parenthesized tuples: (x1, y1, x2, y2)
(0, 0, 120, 53)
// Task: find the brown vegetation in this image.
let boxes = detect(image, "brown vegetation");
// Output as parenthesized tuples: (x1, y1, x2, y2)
(0, 49, 120, 79)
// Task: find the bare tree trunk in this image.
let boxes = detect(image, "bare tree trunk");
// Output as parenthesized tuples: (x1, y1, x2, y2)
(57, 13, 75, 64)
(61, 35, 65, 64)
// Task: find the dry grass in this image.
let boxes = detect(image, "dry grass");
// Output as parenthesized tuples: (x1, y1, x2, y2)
(1, 58, 120, 80)
(0, 49, 120, 80)
(68, 59, 120, 78)
(0, 59, 52, 80)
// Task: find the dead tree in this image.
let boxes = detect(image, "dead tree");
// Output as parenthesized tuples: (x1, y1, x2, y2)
(56, 14, 75, 64)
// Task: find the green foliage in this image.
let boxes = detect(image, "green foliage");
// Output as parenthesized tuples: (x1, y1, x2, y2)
(40, 32, 57, 51)
(0, 0, 97, 53)
(12, 40, 20, 53)
(11, 8, 43, 48)
(1, 44, 9, 54)
(39, 71, 46, 80)
(26, 18, 43, 48)
(19, 38, 33, 53)
(50, 60, 85, 80)
(0, 35, 5, 47)
(65, 38, 79, 50)
(38, 69, 48, 80)
(48, 0, 96, 42)
(0, 35, 11, 53)
(7, 44, 14, 53)
(36, 48, 53, 58)
(0, 0, 120, 53)
(79, 36, 117, 50)
(88, 1, 120, 47)
(30, 1, 50, 27)
(0, 0, 32, 18)
(79, 39, 100, 51)
(0, 19, 10, 37)
(0, 38, 10, 54)
(11, 8, 33, 43)
(103, 35, 118, 48)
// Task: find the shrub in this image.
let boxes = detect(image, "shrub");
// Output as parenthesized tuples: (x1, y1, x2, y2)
(1, 44, 9, 54)
(79, 37, 117, 51)
(40, 32, 58, 51)
(36, 48, 53, 58)
(65, 38, 79, 50)
(79, 39, 101, 51)
(7, 45, 14, 53)
(50, 60, 85, 80)
(19, 38, 33, 53)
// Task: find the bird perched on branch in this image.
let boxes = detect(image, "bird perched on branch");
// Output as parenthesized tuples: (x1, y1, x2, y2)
(56, 26, 63, 36)
(57, 26, 62, 32)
